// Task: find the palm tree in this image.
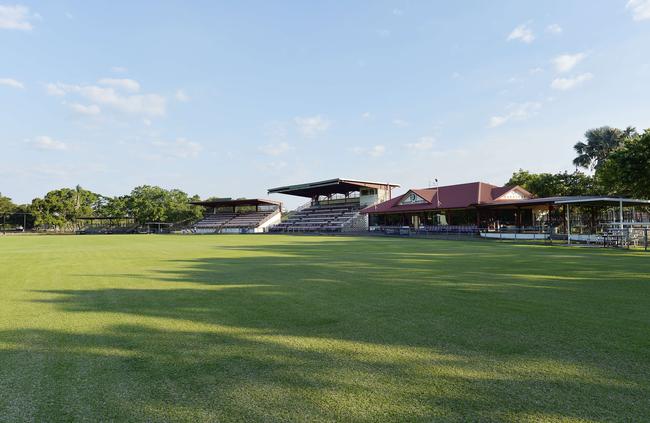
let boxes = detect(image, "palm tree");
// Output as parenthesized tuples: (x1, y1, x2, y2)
(573, 126, 637, 171)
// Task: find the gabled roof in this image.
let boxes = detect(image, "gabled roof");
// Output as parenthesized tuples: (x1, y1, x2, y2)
(361, 182, 532, 214)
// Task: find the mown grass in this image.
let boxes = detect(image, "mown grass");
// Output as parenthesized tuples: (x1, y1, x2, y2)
(0, 234, 649, 422)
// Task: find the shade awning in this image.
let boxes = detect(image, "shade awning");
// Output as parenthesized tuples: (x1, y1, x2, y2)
(268, 178, 399, 198)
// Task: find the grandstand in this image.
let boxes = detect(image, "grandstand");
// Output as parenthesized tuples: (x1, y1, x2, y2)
(191, 198, 281, 234)
(268, 178, 399, 233)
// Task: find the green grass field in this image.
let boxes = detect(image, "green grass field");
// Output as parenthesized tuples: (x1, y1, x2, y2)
(1, 235, 649, 422)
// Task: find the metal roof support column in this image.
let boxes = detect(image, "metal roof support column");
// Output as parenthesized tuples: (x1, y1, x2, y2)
(567, 204, 571, 245)
(619, 199, 624, 231)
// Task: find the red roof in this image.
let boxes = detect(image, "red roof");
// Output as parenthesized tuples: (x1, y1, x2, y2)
(361, 182, 531, 214)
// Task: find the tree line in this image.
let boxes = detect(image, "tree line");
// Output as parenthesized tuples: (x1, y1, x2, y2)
(507, 126, 650, 199)
(1, 125, 649, 230)
(0, 185, 204, 231)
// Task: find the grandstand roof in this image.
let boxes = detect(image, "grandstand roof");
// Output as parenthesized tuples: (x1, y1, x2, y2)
(361, 182, 532, 214)
(191, 198, 282, 208)
(268, 178, 400, 198)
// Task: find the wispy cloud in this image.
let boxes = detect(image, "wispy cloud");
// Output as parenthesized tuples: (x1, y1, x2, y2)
(259, 142, 291, 156)
(627, 0, 650, 21)
(69, 103, 101, 116)
(392, 118, 409, 128)
(352, 145, 386, 157)
(0, 4, 35, 30)
(111, 66, 128, 73)
(150, 138, 202, 159)
(488, 102, 542, 128)
(98, 78, 141, 92)
(406, 136, 435, 152)
(175, 89, 190, 102)
(392, 8, 404, 16)
(507, 23, 535, 43)
(550, 73, 593, 90)
(26, 136, 67, 151)
(546, 23, 563, 34)
(0, 78, 24, 89)
(294, 115, 331, 137)
(46, 80, 166, 117)
(552, 53, 586, 73)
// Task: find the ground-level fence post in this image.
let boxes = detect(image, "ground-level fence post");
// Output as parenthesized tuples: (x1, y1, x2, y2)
(645, 228, 648, 252)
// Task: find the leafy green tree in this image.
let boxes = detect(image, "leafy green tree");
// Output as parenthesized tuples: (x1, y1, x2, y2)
(0, 193, 16, 215)
(127, 186, 202, 224)
(507, 169, 600, 198)
(573, 126, 637, 170)
(598, 130, 650, 198)
(30, 186, 98, 231)
(95, 195, 130, 217)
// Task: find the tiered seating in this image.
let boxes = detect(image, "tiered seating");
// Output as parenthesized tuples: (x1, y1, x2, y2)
(194, 210, 278, 232)
(271, 203, 360, 233)
(194, 213, 236, 229)
(222, 211, 274, 228)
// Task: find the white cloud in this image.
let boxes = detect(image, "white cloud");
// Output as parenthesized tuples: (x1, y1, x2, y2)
(98, 78, 140, 92)
(507, 23, 535, 43)
(552, 53, 586, 73)
(151, 138, 202, 159)
(352, 145, 386, 157)
(46, 81, 166, 117)
(175, 89, 190, 102)
(407, 136, 435, 151)
(259, 142, 291, 156)
(361, 111, 372, 119)
(0, 4, 34, 30)
(45, 82, 66, 96)
(627, 0, 650, 21)
(392, 118, 409, 127)
(258, 161, 287, 172)
(546, 23, 563, 34)
(69, 103, 101, 116)
(111, 66, 128, 73)
(529, 67, 544, 75)
(0, 78, 24, 89)
(26, 136, 67, 151)
(264, 121, 288, 140)
(488, 102, 542, 128)
(550, 73, 593, 90)
(294, 115, 331, 137)
(370, 145, 385, 157)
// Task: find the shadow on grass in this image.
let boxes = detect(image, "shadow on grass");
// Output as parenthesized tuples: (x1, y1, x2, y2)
(3, 236, 650, 421)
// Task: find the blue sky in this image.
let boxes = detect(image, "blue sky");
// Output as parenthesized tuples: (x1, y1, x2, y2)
(1, 1, 650, 208)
